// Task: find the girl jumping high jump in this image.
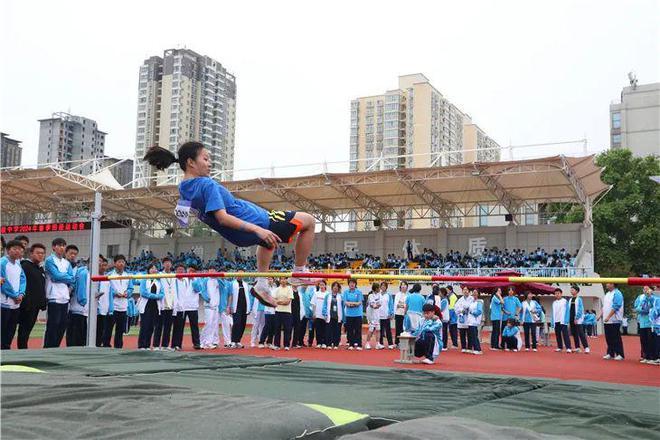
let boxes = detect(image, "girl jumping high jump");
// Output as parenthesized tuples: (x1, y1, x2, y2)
(144, 142, 316, 307)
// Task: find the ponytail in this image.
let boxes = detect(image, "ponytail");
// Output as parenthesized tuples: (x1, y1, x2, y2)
(143, 145, 178, 170)
(143, 141, 205, 171)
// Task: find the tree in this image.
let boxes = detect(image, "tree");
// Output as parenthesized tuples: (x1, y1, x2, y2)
(551, 149, 660, 310)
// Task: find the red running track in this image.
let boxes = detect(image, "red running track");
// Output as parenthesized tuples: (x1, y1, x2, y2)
(14, 331, 659, 388)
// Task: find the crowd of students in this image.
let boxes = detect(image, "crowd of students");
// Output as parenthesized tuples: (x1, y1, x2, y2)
(120, 246, 578, 274)
(1, 235, 658, 367)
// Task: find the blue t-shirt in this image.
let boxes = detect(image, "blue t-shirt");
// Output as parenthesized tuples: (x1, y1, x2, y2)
(178, 177, 270, 247)
(343, 289, 363, 317)
(405, 293, 426, 314)
(490, 295, 503, 321)
(503, 296, 521, 319)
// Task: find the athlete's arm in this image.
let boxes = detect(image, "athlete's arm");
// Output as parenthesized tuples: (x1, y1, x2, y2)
(213, 209, 281, 248)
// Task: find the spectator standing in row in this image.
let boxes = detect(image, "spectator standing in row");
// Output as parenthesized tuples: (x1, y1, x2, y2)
(44, 238, 74, 348)
(521, 292, 541, 351)
(567, 285, 589, 353)
(273, 278, 293, 350)
(137, 264, 165, 349)
(103, 254, 133, 349)
(467, 289, 483, 355)
(1, 240, 26, 349)
(454, 287, 473, 352)
(293, 285, 314, 348)
(600, 283, 625, 360)
(447, 286, 459, 348)
(633, 285, 654, 363)
(173, 265, 201, 350)
(156, 257, 177, 350)
(323, 281, 343, 349)
(343, 279, 363, 350)
(552, 288, 572, 353)
(378, 282, 395, 349)
(489, 288, 503, 350)
(230, 278, 252, 348)
(258, 278, 277, 348)
(95, 256, 110, 347)
(393, 281, 409, 345)
(365, 283, 382, 350)
(67, 249, 90, 347)
(17, 243, 46, 349)
(311, 280, 328, 348)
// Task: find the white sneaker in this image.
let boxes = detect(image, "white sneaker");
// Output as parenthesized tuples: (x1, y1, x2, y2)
(532, 349, 538, 352)
(574, 348, 581, 353)
(333, 346, 338, 350)
(422, 358, 434, 365)
(288, 268, 317, 286)
(258, 344, 265, 348)
(603, 354, 612, 360)
(504, 349, 510, 352)
(640, 359, 648, 363)
(554, 348, 561, 352)
(388, 345, 396, 350)
(442, 348, 448, 352)
(461, 349, 468, 353)
(473, 351, 483, 355)
(326, 346, 333, 350)
(614, 355, 624, 361)
(365, 343, 372, 350)
(284, 347, 290, 351)
(376, 344, 385, 350)
(566, 349, 572, 353)
(525, 348, 530, 352)
(584, 347, 590, 354)
(272, 346, 280, 351)
(250, 343, 256, 348)
(253, 278, 278, 307)
(465, 350, 474, 354)
(356, 346, 363, 351)
(513, 349, 518, 352)
(348, 346, 354, 351)
(320, 344, 327, 349)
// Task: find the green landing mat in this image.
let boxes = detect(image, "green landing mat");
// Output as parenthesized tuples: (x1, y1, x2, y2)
(1, 348, 658, 440)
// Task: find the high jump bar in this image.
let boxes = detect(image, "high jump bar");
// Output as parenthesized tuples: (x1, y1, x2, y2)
(90, 271, 659, 286)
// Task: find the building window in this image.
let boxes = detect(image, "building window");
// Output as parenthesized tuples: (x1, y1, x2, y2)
(612, 112, 621, 129)
(612, 134, 621, 145)
(478, 205, 488, 227)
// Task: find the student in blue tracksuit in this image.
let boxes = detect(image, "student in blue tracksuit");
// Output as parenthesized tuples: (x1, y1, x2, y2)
(502, 287, 522, 326)
(137, 264, 165, 349)
(43, 238, 75, 348)
(649, 287, 660, 365)
(67, 252, 90, 347)
(467, 289, 484, 354)
(634, 286, 654, 363)
(294, 285, 314, 347)
(342, 279, 363, 350)
(501, 318, 520, 351)
(521, 292, 542, 351)
(405, 284, 426, 333)
(411, 303, 443, 364)
(1, 240, 27, 350)
(103, 255, 133, 349)
(438, 287, 450, 351)
(489, 288, 504, 350)
(566, 285, 589, 353)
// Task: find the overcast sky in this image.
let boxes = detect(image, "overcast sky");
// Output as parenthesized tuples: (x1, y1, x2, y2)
(2, 0, 658, 175)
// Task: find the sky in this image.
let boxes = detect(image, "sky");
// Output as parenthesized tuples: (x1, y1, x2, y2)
(1, 0, 658, 176)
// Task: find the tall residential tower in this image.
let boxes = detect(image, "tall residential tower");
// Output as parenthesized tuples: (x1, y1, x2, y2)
(133, 48, 237, 187)
(350, 74, 500, 173)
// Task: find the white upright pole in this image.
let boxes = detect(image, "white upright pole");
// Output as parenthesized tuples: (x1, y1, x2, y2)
(86, 191, 102, 347)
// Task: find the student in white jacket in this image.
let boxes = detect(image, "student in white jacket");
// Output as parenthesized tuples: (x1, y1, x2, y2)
(466, 289, 484, 355)
(311, 280, 329, 348)
(137, 264, 165, 349)
(454, 287, 474, 353)
(171, 264, 201, 350)
(551, 288, 572, 353)
(155, 257, 178, 350)
(323, 281, 344, 349)
(43, 238, 75, 348)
